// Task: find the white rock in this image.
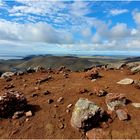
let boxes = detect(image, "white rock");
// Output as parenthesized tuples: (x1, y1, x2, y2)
(1, 72, 14, 79)
(117, 78, 134, 85)
(25, 111, 32, 117)
(131, 103, 140, 108)
(131, 65, 140, 74)
(71, 98, 104, 130)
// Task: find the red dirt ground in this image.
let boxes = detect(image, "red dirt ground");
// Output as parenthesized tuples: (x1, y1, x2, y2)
(0, 68, 140, 139)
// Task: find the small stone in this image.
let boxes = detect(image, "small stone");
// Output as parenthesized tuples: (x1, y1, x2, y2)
(88, 92, 93, 96)
(117, 78, 134, 85)
(23, 84, 27, 88)
(35, 87, 40, 90)
(54, 104, 58, 107)
(57, 97, 64, 103)
(100, 122, 109, 129)
(32, 93, 38, 97)
(66, 109, 70, 113)
(59, 123, 64, 129)
(25, 111, 32, 117)
(48, 99, 54, 104)
(91, 79, 97, 82)
(67, 104, 73, 109)
(131, 103, 140, 108)
(79, 88, 89, 94)
(26, 118, 29, 122)
(43, 90, 50, 95)
(12, 111, 24, 119)
(108, 118, 113, 124)
(94, 89, 107, 97)
(116, 109, 128, 121)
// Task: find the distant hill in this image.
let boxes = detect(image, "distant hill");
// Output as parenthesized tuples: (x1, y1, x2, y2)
(124, 57, 140, 63)
(1, 55, 140, 73)
(15, 56, 96, 71)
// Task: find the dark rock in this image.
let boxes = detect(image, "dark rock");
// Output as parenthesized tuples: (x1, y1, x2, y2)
(17, 71, 24, 76)
(32, 93, 38, 97)
(4, 83, 15, 89)
(5, 77, 12, 82)
(27, 67, 35, 73)
(84, 68, 99, 80)
(0, 91, 27, 118)
(100, 122, 109, 129)
(48, 99, 54, 104)
(43, 90, 51, 95)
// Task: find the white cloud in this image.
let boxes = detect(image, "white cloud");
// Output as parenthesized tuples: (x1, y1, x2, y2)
(133, 11, 140, 26)
(0, 20, 73, 44)
(110, 9, 128, 16)
(110, 23, 130, 39)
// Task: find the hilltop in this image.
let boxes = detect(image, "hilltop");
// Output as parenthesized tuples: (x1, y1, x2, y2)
(0, 64, 140, 139)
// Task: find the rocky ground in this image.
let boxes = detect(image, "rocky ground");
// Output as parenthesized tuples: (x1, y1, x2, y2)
(0, 65, 140, 139)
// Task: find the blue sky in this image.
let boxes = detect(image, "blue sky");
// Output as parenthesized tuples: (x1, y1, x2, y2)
(0, 0, 140, 56)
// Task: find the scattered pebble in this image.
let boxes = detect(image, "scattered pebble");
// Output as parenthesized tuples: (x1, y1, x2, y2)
(25, 111, 32, 117)
(43, 90, 51, 95)
(57, 97, 64, 103)
(32, 93, 38, 97)
(66, 109, 70, 113)
(59, 123, 64, 129)
(67, 104, 73, 109)
(48, 99, 54, 104)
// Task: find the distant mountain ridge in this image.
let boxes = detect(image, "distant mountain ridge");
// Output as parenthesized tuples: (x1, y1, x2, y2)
(0, 55, 140, 74)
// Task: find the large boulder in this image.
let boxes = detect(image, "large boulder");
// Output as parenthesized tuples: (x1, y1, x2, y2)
(85, 68, 99, 80)
(1, 72, 14, 79)
(33, 66, 45, 72)
(131, 65, 140, 74)
(105, 93, 126, 111)
(71, 98, 104, 131)
(117, 78, 134, 85)
(0, 91, 27, 118)
(107, 63, 125, 70)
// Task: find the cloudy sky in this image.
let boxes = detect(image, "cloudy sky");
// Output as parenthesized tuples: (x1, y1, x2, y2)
(0, 0, 140, 56)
